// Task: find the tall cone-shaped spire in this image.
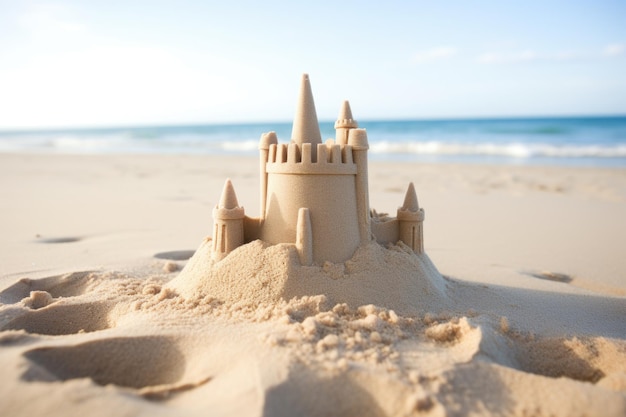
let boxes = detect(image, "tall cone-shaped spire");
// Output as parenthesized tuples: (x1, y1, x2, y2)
(291, 74, 322, 147)
(402, 182, 419, 212)
(219, 178, 240, 209)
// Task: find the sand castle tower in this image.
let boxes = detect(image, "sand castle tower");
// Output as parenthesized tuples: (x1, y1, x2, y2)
(258, 74, 369, 263)
(397, 183, 425, 254)
(211, 74, 425, 265)
(212, 179, 245, 261)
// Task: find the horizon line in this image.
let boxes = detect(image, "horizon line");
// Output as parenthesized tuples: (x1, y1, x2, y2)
(1, 113, 626, 133)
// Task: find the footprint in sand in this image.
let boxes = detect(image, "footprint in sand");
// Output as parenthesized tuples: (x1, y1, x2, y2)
(34, 236, 83, 244)
(0, 271, 114, 335)
(523, 270, 573, 283)
(474, 317, 615, 384)
(154, 250, 196, 261)
(511, 335, 610, 383)
(1, 301, 114, 336)
(0, 271, 97, 304)
(22, 336, 185, 388)
(21, 335, 214, 400)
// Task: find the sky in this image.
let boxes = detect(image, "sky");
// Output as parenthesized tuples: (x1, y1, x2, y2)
(0, 0, 625, 129)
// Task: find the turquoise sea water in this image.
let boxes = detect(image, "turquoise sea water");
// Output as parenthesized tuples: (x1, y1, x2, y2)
(1, 116, 626, 167)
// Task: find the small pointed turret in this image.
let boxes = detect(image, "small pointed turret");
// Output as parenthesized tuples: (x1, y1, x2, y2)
(335, 100, 357, 127)
(397, 182, 425, 254)
(219, 179, 240, 209)
(291, 74, 322, 158)
(335, 100, 358, 145)
(401, 182, 419, 212)
(212, 179, 245, 261)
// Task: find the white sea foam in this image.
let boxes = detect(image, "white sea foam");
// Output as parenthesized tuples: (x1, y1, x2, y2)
(369, 141, 626, 158)
(2, 135, 626, 160)
(1, 117, 625, 167)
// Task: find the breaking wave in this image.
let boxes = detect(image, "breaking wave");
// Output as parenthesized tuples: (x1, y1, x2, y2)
(1, 116, 625, 166)
(368, 141, 626, 159)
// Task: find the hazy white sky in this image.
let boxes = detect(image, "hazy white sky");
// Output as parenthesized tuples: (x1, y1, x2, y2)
(0, 0, 625, 129)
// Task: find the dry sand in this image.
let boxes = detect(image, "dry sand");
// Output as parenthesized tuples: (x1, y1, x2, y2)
(1, 153, 625, 416)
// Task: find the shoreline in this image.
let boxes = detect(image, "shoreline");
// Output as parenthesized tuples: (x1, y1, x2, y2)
(2, 114, 626, 169)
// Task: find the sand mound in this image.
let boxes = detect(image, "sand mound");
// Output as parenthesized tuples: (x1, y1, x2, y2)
(168, 239, 451, 314)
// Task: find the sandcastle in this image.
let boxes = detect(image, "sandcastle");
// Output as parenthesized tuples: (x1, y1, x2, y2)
(211, 74, 425, 265)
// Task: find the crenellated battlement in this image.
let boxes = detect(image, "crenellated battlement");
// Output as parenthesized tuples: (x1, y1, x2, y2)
(265, 140, 357, 175)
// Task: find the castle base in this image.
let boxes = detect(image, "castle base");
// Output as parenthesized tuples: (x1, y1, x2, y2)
(168, 239, 449, 315)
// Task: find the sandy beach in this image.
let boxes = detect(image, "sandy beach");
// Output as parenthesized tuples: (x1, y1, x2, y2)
(1, 152, 625, 416)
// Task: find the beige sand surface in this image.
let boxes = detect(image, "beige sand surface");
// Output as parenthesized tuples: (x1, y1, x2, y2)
(1, 153, 625, 416)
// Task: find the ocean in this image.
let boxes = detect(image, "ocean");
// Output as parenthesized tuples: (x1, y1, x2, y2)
(1, 116, 626, 167)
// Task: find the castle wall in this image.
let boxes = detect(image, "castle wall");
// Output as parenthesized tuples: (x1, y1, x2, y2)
(371, 219, 400, 246)
(243, 216, 262, 242)
(261, 172, 360, 263)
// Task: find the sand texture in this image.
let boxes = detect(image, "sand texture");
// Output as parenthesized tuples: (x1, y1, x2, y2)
(1, 153, 626, 417)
